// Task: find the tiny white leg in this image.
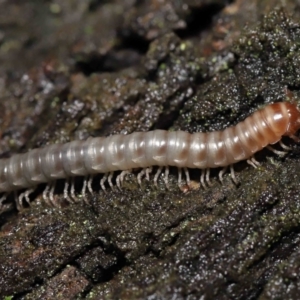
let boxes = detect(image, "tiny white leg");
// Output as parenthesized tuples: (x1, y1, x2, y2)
(70, 178, 76, 201)
(206, 168, 212, 186)
(178, 168, 182, 186)
(116, 170, 131, 189)
(64, 180, 74, 203)
(100, 174, 108, 191)
(87, 175, 93, 194)
(137, 169, 145, 186)
(24, 189, 33, 205)
(154, 167, 163, 186)
(184, 167, 190, 186)
(43, 184, 50, 201)
(42, 184, 53, 206)
(18, 192, 24, 210)
(81, 176, 91, 205)
(18, 189, 33, 206)
(219, 167, 227, 183)
(0, 193, 7, 210)
(116, 171, 124, 191)
(247, 159, 257, 168)
(121, 170, 131, 184)
(200, 169, 207, 189)
(108, 171, 114, 189)
(267, 145, 287, 157)
(81, 177, 87, 198)
(164, 166, 169, 189)
(230, 165, 238, 184)
(247, 156, 261, 168)
(251, 156, 260, 167)
(64, 180, 69, 199)
(14, 191, 22, 211)
(116, 174, 121, 190)
(145, 167, 152, 181)
(289, 134, 300, 142)
(279, 140, 291, 150)
(49, 181, 57, 207)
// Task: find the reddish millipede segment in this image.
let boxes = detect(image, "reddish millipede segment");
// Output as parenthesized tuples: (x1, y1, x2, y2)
(1, 101, 300, 208)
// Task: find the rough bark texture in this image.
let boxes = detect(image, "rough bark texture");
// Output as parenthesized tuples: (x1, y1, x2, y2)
(1, 0, 300, 299)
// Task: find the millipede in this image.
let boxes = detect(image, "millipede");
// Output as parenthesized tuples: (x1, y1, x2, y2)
(1, 101, 300, 210)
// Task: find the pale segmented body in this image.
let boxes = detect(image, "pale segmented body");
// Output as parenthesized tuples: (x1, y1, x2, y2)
(1, 102, 300, 208)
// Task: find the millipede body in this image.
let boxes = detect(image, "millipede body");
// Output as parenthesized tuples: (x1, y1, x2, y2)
(1, 101, 300, 205)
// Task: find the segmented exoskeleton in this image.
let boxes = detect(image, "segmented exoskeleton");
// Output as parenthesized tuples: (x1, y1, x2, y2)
(1, 102, 300, 209)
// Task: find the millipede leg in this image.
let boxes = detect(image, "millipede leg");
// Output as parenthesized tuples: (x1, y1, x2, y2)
(64, 180, 69, 199)
(116, 171, 126, 191)
(184, 168, 190, 186)
(146, 167, 152, 181)
(154, 167, 163, 186)
(219, 167, 227, 183)
(178, 168, 182, 186)
(49, 181, 57, 207)
(0, 193, 7, 210)
(206, 168, 212, 186)
(137, 169, 146, 186)
(18, 189, 33, 209)
(81, 176, 91, 205)
(279, 140, 292, 150)
(230, 165, 238, 185)
(43, 182, 53, 206)
(18, 192, 24, 210)
(81, 177, 87, 198)
(247, 156, 260, 168)
(164, 166, 169, 189)
(121, 169, 131, 185)
(267, 145, 287, 157)
(289, 134, 300, 142)
(108, 172, 114, 189)
(63, 180, 73, 203)
(247, 159, 255, 168)
(200, 169, 207, 189)
(42, 184, 52, 206)
(252, 156, 260, 166)
(138, 167, 152, 185)
(24, 189, 33, 206)
(116, 171, 123, 191)
(14, 191, 22, 211)
(100, 174, 108, 191)
(87, 175, 93, 194)
(70, 178, 77, 201)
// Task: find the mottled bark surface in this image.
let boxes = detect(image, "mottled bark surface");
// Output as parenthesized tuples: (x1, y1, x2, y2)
(1, 0, 300, 299)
